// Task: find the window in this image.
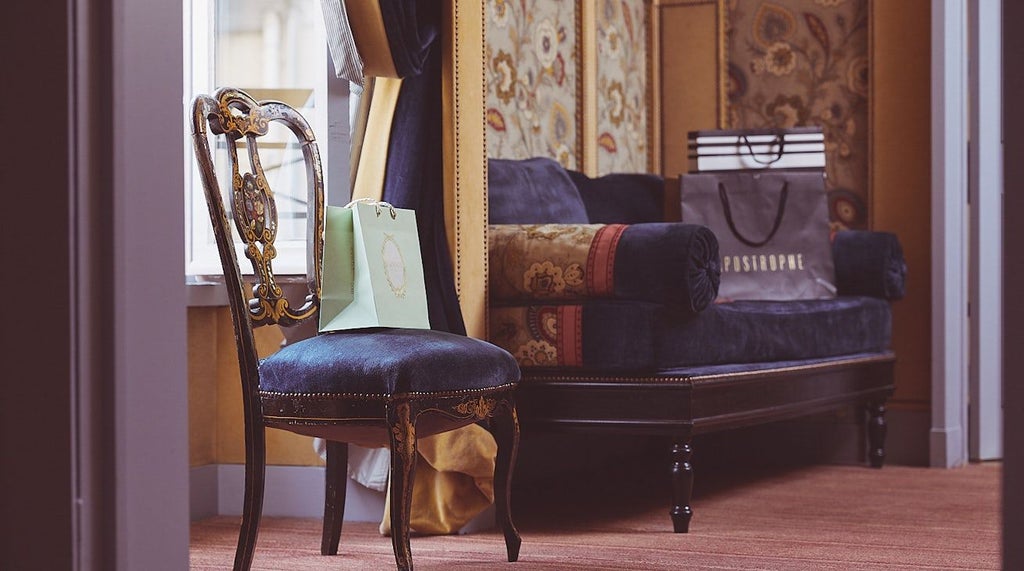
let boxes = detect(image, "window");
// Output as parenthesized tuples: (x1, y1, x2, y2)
(184, 0, 334, 276)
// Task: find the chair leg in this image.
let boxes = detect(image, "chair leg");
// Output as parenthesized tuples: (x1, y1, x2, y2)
(489, 399, 522, 562)
(321, 440, 348, 555)
(867, 401, 888, 468)
(669, 436, 694, 533)
(387, 402, 418, 571)
(234, 425, 266, 571)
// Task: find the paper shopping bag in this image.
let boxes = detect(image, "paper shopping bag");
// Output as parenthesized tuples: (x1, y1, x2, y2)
(319, 200, 430, 331)
(679, 170, 835, 301)
(687, 127, 826, 173)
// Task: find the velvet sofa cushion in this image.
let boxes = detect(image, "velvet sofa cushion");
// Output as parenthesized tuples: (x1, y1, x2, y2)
(489, 301, 660, 371)
(489, 222, 720, 312)
(488, 157, 590, 224)
(259, 328, 520, 395)
(488, 296, 891, 371)
(655, 296, 892, 369)
(833, 230, 907, 300)
(565, 169, 666, 224)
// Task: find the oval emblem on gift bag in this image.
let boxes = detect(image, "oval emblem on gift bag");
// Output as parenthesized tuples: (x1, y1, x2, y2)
(381, 234, 408, 298)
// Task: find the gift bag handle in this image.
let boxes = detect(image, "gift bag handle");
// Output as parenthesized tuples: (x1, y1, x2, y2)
(345, 197, 398, 220)
(717, 181, 789, 247)
(740, 133, 785, 166)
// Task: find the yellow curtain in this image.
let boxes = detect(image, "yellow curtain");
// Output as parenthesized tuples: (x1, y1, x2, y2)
(320, 0, 493, 535)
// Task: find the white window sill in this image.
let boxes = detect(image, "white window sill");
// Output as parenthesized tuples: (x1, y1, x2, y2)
(186, 275, 311, 307)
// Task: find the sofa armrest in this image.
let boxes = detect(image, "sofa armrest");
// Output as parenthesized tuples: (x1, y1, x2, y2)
(489, 223, 720, 312)
(833, 230, 907, 300)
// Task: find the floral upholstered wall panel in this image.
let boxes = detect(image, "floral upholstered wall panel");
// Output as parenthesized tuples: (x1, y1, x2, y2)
(595, 0, 650, 175)
(486, 0, 580, 170)
(726, 0, 869, 230)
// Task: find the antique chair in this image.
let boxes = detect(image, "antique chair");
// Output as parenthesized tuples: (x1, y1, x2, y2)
(190, 87, 522, 571)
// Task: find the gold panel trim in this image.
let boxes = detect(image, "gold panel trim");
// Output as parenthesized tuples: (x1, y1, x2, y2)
(579, 1, 597, 176)
(652, 0, 728, 177)
(443, 0, 488, 339)
(646, 0, 657, 173)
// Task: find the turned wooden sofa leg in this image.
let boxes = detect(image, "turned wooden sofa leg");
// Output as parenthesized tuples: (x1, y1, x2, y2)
(670, 437, 694, 533)
(867, 401, 888, 468)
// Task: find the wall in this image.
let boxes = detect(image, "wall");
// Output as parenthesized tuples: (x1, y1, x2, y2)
(725, 0, 870, 231)
(869, 0, 932, 441)
(594, 0, 651, 174)
(189, 306, 322, 469)
(484, 0, 651, 175)
(485, 0, 582, 169)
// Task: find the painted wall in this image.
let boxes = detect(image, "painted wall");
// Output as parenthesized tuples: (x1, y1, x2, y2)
(594, 0, 650, 174)
(188, 307, 322, 468)
(725, 0, 870, 231)
(870, 0, 931, 418)
(485, 0, 582, 169)
(484, 0, 651, 175)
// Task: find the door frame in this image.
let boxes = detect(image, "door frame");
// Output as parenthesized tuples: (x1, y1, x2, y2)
(967, 0, 1003, 461)
(930, 0, 970, 468)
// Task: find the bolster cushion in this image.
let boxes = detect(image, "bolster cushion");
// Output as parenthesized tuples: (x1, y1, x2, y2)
(489, 222, 720, 312)
(832, 231, 907, 300)
(488, 157, 590, 224)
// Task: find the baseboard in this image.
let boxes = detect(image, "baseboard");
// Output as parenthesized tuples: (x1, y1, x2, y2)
(189, 464, 385, 522)
(929, 424, 968, 467)
(190, 464, 219, 521)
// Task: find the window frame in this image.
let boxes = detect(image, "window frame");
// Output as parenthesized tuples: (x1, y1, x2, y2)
(183, 0, 341, 278)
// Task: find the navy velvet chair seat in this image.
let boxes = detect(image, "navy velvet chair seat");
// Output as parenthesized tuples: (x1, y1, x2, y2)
(261, 328, 520, 396)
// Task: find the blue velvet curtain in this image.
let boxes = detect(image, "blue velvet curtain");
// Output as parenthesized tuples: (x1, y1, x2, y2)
(377, 0, 466, 335)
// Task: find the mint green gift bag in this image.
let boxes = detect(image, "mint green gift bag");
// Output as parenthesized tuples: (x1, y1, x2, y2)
(318, 200, 431, 332)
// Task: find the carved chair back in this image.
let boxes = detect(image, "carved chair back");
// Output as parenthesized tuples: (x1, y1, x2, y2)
(190, 87, 325, 396)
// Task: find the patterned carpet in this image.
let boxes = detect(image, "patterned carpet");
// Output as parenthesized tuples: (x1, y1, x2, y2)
(191, 459, 1000, 570)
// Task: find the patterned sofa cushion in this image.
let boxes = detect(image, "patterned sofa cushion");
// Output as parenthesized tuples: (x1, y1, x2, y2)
(489, 301, 660, 371)
(489, 222, 720, 312)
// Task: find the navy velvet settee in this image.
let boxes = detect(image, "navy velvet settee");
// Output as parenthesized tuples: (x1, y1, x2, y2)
(486, 157, 906, 533)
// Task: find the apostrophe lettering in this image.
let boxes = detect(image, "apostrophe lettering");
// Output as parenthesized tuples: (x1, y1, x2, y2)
(721, 253, 804, 273)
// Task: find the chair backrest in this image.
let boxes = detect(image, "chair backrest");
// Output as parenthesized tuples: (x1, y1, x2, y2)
(190, 87, 325, 392)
